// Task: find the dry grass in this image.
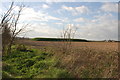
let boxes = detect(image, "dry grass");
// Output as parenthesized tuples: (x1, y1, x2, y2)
(17, 39, 119, 78)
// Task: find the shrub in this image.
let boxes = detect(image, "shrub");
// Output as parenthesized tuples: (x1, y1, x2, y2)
(16, 44, 27, 52)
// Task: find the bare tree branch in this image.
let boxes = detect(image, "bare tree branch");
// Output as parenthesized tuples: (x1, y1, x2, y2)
(1, 2, 27, 55)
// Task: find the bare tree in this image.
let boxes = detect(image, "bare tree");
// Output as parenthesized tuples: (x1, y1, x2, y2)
(60, 24, 78, 54)
(0, 2, 27, 55)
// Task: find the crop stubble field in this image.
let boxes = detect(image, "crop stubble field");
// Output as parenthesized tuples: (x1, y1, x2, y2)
(19, 39, 118, 52)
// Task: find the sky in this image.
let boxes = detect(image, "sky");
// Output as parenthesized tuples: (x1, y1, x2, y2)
(0, 2, 119, 41)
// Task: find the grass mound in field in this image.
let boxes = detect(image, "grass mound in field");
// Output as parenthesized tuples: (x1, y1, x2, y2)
(2, 45, 71, 78)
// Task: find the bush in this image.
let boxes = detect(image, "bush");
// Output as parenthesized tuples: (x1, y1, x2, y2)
(16, 44, 27, 52)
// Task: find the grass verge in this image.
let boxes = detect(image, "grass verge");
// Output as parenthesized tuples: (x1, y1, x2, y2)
(2, 45, 71, 78)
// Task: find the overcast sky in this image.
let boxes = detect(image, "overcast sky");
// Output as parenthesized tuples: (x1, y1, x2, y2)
(0, 2, 119, 40)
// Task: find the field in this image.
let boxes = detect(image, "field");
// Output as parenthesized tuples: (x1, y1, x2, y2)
(18, 39, 118, 52)
(14, 39, 119, 78)
(2, 39, 119, 78)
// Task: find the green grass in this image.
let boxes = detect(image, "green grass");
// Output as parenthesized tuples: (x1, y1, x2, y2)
(2, 45, 71, 78)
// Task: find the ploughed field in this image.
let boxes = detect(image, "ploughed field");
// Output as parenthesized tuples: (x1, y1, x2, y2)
(18, 39, 118, 52)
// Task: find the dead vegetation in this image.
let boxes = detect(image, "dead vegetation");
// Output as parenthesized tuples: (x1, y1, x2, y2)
(17, 39, 119, 78)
